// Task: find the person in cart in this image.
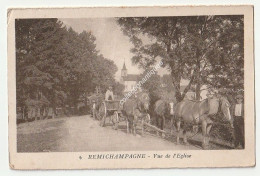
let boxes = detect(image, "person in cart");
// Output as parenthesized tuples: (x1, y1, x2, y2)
(105, 86, 114, 101)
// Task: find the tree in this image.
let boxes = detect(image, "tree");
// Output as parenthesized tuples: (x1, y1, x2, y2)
(113, 82, 125, 97)
(205, 16, 244, 96)
(16, 19, 119, 116)
(139, 69, 163, 106)
(161, 74, 175, 93)
(117, 16, 244, 102)
(16, 19, 68, 109)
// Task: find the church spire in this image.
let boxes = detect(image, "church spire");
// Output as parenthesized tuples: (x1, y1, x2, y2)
(122, 58, 127, 70)
(122, 62, 127, 70)
(121, 59, 127, 77)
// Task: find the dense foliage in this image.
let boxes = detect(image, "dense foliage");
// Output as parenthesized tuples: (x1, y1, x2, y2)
(117, 16, 244, 102)
(118, 16, 243, 145)
(16, 19, 120, 112)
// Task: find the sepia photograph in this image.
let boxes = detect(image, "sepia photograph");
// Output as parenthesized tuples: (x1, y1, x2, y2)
(8, 6, 255, 169)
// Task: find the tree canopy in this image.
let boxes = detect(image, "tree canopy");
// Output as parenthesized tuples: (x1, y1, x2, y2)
(16, 18, 119, 109)
(117, 16, 244, 102)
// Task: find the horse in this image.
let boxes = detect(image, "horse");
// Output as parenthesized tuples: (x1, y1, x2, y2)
(87, 93, 104, 120)
(154, 99, 175, 137)
(174, 94, 232, 149)
(77, 102, 87, 115)
(121, 92, 150, 136)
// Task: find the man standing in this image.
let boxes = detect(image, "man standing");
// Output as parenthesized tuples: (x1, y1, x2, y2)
(105, 86, 114, 101)
(233, 94, 244, 149)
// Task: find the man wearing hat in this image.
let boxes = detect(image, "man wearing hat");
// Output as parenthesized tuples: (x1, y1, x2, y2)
(232, 94, 244, 149)
(105, 86, 114, 101)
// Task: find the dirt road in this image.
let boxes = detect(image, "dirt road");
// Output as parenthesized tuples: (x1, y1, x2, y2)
(18, 115, 202, 152)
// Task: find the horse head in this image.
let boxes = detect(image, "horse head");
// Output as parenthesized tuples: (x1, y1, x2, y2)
(207, 94, 232, 122)
(164, 100, 175, 116)
(219, 96, 232, 122)
(137, 92, 150, 111)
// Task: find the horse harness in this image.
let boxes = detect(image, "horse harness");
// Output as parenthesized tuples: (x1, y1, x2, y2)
(193, 97, 222, 125)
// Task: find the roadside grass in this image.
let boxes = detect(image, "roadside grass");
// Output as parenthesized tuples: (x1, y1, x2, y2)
(17, 119, 67, 152)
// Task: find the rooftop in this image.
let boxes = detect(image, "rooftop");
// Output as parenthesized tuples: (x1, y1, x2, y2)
(122, 74, 140, 81)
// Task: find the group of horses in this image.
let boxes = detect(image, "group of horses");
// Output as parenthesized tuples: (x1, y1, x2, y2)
(91, 91, 233, 149)
(154, 94, 232, 149)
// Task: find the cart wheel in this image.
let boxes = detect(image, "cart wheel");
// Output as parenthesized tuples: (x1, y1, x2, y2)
(99, 102, 106, 127)
(113, 111, 119, 130)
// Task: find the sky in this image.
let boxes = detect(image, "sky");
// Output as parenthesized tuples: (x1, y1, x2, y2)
(59, 18, 169, 81)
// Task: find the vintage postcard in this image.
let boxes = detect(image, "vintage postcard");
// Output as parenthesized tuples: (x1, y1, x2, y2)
(8, 6, 255, 169)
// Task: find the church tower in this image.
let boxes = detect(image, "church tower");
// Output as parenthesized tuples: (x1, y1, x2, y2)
(121, 61, 127, 77)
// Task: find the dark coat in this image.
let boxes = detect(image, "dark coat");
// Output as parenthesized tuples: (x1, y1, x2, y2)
(231, 102, 244, 118)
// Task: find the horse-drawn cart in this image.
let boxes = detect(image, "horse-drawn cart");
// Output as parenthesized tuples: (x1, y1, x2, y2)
(99, 100, 124, 129)
(87, 93, 104, 120)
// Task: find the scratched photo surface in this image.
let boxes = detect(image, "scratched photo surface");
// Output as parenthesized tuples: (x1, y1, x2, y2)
(8, 6, 254, 169)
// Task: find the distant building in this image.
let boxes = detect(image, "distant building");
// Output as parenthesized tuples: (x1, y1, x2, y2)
(120, 62, 141, 93)
(160, 74, 197, 100)
(120, 62, 207, 100)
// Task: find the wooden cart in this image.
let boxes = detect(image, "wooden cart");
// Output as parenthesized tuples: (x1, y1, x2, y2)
(99, 100, 124, 129)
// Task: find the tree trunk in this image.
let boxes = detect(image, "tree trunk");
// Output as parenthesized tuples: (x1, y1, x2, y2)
(196, 81, 201, 100)
(175, 89, 182, 103)
(181, 74, 195, 100)
(195, 68, 201, 101)
(171, 68, 196, 103)
(195, 48, 201, 100)
(171, 71, 182, 103)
